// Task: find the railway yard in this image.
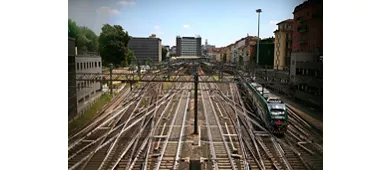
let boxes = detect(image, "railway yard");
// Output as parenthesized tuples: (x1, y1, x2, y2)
(68, 62, 323, 170)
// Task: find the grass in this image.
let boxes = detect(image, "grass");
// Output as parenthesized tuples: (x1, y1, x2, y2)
(163, 82, 172, 89)
(212, 75, 220, 81)
(68, 93, 113, 135)
(141, 98, 147, 106)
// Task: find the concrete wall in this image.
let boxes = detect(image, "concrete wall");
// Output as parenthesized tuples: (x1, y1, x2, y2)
(158, 41, 162, 62)
(290, 52, 313, 77)
(68, 37, 77, 120)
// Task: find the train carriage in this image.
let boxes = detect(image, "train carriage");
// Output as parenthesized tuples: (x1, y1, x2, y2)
(242, 79, 288, 135)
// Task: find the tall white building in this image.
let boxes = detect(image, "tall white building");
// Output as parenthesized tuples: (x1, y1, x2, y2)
(176, 36, 202, 57)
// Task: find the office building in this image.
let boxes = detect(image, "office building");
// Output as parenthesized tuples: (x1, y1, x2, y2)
(75, 52, 103, 115)
(128, 34, 162, 64)
(176, 36, 202, 57)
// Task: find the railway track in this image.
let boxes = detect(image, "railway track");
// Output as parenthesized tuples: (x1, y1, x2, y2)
(200, 80, 240, 170)
(146, 83, 191, 170)
(68, 64, 323, 170)
(68, 79, 182, 170)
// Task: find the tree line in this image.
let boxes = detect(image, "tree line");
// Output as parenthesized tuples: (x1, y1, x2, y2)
(69, 19, 135, 67)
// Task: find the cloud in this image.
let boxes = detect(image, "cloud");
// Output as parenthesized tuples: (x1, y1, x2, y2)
(183, 24, 190, 28)
(153, 25, 164, 35)
(155, 31, 164, 35)
(96, 6, 120, 15)
(269, 20, 279, 25)
(117, 1, 136, 5)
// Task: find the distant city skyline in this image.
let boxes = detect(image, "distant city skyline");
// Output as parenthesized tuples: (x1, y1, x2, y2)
(69, 0, 304, 47)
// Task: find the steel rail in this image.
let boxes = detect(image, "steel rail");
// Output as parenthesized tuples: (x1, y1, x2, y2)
(230, 83, 263, 170)
(112, 88, 177, 170)
(68, 95, 173, 165)
(173, 87, 191, 169)
(97, 85, 162, 170)
(206, 84, 237, 170)
(69, 86, 177, 151)
(68, 87, 131, 141)
(200, 84, 218, 169)
(69, 114, 149, 170)
(153, 85, 188, 170)
(68, 84, 151, 148)
(68, 98, 170, 170)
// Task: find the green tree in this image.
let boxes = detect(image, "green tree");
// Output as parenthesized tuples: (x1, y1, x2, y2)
(121, 49, 136, 67)
(99, 24, 131, 66)
(68, 19, 99, 52)
(78, 26, 99, 52)
(145, 57, 153, 65)
(68, 19, 79, 38)
(127, 49, 136, 65)
(162, 48, 168, 61)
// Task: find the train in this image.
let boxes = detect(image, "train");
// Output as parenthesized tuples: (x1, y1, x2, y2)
(242, 80, 288, 135)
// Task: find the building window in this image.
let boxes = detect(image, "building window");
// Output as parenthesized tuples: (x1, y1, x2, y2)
(77, 63, 79, 70)
(98, 62, 101, 67)
(84, 63, 86, 69)
(95, 62, 97, 68)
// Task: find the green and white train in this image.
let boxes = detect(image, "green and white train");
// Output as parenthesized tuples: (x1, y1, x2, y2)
(242, 80, 288, 135)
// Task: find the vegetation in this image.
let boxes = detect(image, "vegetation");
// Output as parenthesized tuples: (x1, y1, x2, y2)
(68, 19, 99, 53)
(163, 82, 172, 89)
(68, 19, 79, 39)
(98, 24, 133, 67)
(68, 93, 113, 134)
(162, 48, 168, 61)
(144, 57, 153, 65)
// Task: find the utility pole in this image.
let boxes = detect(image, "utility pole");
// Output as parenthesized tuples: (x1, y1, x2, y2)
(109, 63, 113, 95)
(256, 9, 262, 66)
(193, 65, 199, 134)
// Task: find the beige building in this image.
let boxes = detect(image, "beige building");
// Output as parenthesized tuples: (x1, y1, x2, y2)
(225, 44, 233, 63)
(273, 19, 293, 70)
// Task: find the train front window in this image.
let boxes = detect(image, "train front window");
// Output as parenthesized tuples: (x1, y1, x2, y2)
(270, 109, 284, 115)
(268, 99, 282, 103)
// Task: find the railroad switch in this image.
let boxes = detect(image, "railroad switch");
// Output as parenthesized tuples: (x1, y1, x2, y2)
(231, 154, 242, 159)
(151, 153, 161, 158)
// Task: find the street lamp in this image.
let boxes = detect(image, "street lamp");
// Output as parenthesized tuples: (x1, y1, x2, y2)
(256, 9, 262, 66)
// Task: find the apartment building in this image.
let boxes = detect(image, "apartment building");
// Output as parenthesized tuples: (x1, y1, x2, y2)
(274, 19, 293, 70)
(290, 0, 323, 107)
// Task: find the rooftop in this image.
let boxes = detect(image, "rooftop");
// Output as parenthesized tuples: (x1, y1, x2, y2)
(293, 0, 323, 13)
(277, 19, 294, 25)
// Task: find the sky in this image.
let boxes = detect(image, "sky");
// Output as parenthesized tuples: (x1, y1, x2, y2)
(69, 0, 304, 47)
